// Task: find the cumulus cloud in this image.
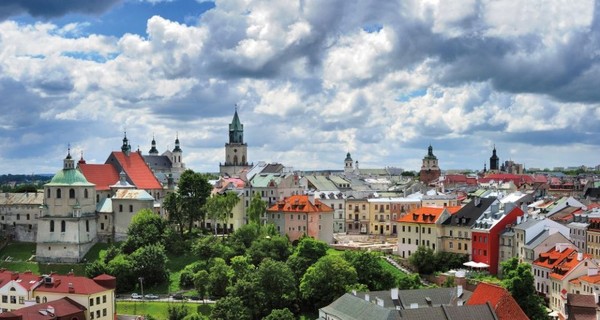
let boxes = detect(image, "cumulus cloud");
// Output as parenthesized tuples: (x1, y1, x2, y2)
(0, 0, 599, 173)
(0, 0, 122, 20)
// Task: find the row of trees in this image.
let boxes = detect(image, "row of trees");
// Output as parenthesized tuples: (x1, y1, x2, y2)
(408, 246, 470, 274)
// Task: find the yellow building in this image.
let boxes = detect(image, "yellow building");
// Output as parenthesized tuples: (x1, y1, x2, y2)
(346, 198, 369, 234)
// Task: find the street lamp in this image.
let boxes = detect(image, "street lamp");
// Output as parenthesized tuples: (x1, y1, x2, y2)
(139, 277, 144, 301)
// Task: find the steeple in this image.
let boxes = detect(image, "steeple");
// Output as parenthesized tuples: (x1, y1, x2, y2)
(172, 133, 182, 153)
(149, 135, 159, 155)
(489, 145, 499, 171)
(426, 144, 437, 159)
(229, 109, 244, 144)
(121, 131, 131, 155)
(63, 145, 75, 170)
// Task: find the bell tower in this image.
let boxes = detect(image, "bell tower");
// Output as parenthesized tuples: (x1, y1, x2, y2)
(220, 109, 251, 176)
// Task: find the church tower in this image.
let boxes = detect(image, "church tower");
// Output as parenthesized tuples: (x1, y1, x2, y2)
(171, 135, 183, 168)
(344, 152, 354, 175)
(149, 136, 159, 155)
(121, 132, 131, 156)
(220, 109, 251, 176)
(489, 145, 500, 171)
(419, 144, 441, 184)
(36, 147, 98, 263)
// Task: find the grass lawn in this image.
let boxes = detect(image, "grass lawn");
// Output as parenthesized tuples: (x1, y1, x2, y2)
(0, 242, 36, 261)
(326, 248, 344, 256)
(379, 256, 407, 279)
(117, 301, 212, 318)
(83, 242, 114, 261)
(166, 252, 198, 293)
(0, 242, 86, 275)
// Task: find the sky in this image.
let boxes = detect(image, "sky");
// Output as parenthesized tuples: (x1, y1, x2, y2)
(0, 0, 599, 175)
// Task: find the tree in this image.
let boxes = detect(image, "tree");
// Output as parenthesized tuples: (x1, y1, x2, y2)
(228, 223, 261, 255)
(246, 193, 267, 224)
(300, 255, 358, 308)
(434, 251, 469, 272)
(105, 254, 136, 292)
(168, 304, 188, 320)
(263, 309, 295, 320)
(193, 270, 209, 302)
(192, 236, 233, 261)
(343, 250, 395, 290)
(205, 191, 239, 236)
(129, 244, 169, 287)
(163, 192, 185, 236)
(178, 169, 212, 232)
(247, 235, 292, 265)
(397, 274, 422, 290)
(211, 296, 251, 320)
(409, 246, 436, 274)
(287, 237, 328, 280)
(255, 259, 298, 317)
(122, 209, 167, 254)
(230, 255, 255, 283)
(208, 258, 232, 298)
(501, 258, 548, 320)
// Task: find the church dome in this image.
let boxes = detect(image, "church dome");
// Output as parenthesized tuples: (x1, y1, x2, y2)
(48, 168, 92, 185)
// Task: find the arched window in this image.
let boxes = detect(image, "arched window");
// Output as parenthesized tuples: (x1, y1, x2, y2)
(69, 188, 75, 198)
(56, 189, 62, 199)
(84, 189, 89, 198)
(233, 155, 238, 165)
(61, 221, 66, 232)
(50, 220, 55, 232)
(36, 296, 40, 303)
(42, 297, 47, 303)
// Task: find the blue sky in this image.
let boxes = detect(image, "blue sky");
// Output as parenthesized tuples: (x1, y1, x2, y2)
(0, 0, 599, 174)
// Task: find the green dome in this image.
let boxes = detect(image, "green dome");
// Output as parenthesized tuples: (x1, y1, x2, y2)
(47, 168, 92, 186)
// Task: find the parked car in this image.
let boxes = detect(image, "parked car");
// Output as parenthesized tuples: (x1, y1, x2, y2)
(171, 293, 185, 300)
(189, 296, 201, 301)
(131, 293, 142, 299)
(145, 294, 159, 300)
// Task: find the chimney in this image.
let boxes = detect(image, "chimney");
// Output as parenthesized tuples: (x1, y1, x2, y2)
(47, 306, 55, 315)
(391, 288, 399, 300)
(376, 297, 384, 307)
(364, 294, 370, 302)
(352, 290, 357, 296)
(516, 216, 522, 224)
(68, 282, 74, 293)
(457, 285, 463, 298)
(578, 252, 584, 261)
(457, 299, 464, 306)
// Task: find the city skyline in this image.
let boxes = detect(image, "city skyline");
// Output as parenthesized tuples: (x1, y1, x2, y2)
(0, 0, 599, 174)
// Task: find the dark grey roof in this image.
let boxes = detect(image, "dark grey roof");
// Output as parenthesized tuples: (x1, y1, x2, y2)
(397, 287, 471, 308)
(442, 197, 496, 226)
(398, 303, 497, 320)
(320, 293, 400, 320)
(143, 155, 172, 170)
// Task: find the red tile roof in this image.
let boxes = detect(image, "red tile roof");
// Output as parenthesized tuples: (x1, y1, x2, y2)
(0, 270, 41, 291)
(467, 282, 528, 320)
(480, 173, 535, 187)
(0, 297, 86, 320)
(267, 195, 334, 213)
(106, 151, 162, 190)
(550, 252, 592, 280)
(78, 163, 120, 191)
(534, 246, 577, 269)
(396, 206, 461, 224)
(34, 273, 113, 295)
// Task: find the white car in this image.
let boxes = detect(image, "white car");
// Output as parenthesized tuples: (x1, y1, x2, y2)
(131, 293, 142, 299)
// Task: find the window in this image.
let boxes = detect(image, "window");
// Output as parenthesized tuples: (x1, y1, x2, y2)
(402, 226, 405, 232)
(90, 298, 94, 306)
(96, 297, 100, 304)
(61, 220, 66, 232)
(449, 242, 453, 249)
(450, 230, 453, 237)
(47, 189, 51, 198)
(129, 205, 133, 213)
(69, 188, 75, 198)
(1, 295, 6, 303)
(16, 214, 20, 220)
(119, 204, 123, 212)
(96, 310, 100, 318)
(428, 227, 431, 234)
(19, 297, 24, 304)
(86, 220, 89, 232)
(57, 189, 62, 198)
(464, 244, 468, 251)
(101, 223, 104, 230)
(103, 295, 107, 303)
(50, 220, 55, 232)
(26, 214, 30, 220)
(458, 243, 462, 250)
(103, 309, 107, 316)
(10, 296, 16, 304)
(84, 189, 89, 198)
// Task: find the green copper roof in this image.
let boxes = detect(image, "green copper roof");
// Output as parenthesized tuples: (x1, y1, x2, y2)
(47, 168, 93, 186)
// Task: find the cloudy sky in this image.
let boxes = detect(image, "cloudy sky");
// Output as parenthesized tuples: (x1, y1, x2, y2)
(1, 0, 599, 175)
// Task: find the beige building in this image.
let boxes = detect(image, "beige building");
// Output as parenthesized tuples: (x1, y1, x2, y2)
(368, 198, 395, 236)
(112, 189, 154, 241)
(346, 198, 370, 234)
(0, 192, 43, 242)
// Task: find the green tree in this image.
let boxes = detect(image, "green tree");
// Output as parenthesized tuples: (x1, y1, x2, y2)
(434, 251, 469, 272)
(183, 314, 206, 320)
(501, 258, 548, 320)
(300, 255, 358, 308)
(230, 255, 255, 283)
(168, 304, 189, 320)
(210, 296, 251, 320)
(163, 192, 185, 236)
(193, 270, 209, 302)
(208, 258, 232, 298)
(129, 244, 169, 287)
(228, 223, 261, 255)
(246, 193, 267, 224)
(343, 250, 395, 290)
(106, 254, 136, 292)
(178, 169, 212, 232)
(247, 235, 292, 265)
(287, 237, 328, 281)
(205, 191, 239, 236)
(192, 236, 233, 261)
(122, 209, 167, 254)
(409, 246, 436, 274)
(397, 274, 422, 290)
(263, 308, 295, 320)
(255, 259, 298, 317)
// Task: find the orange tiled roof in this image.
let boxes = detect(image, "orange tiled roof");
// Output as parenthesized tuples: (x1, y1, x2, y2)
(107, 151, 162, 190)
(467, 282, 528, 320)
(574, 273, 600, 284)
(267, 195, 333, 213)
(396, 206, 461, 224)
(549, 252, 592, 280)
(534, 246, 577, 269)
(0, 270, 42, 291)
(78, 163, 120, 191)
